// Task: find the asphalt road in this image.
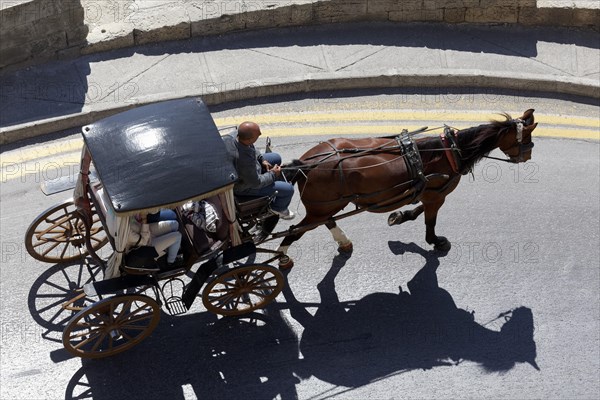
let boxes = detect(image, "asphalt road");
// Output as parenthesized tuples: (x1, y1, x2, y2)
(1, 91, 599, 399)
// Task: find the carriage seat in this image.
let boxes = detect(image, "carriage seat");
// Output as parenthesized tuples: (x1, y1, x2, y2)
(177, 196, 229, 261)
(235, 195, 272, 220)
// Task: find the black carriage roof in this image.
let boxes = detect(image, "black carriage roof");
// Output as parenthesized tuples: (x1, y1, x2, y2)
(81, 98, 237, 214)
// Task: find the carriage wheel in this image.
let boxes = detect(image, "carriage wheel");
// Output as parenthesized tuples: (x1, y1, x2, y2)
(62, 294, 160, 359)
(25, 200, 108, 263)
(202, 264, 284, 316)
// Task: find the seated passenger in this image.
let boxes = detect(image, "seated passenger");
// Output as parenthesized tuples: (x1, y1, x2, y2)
(127, 212, 183, 272)
(146, 208, 178, 223)
(222, 121, 295, 220)
(181, 200, 220, 233)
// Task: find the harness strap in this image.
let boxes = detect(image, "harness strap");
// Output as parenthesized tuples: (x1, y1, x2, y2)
(323, 140, 346, 190)
(398, 129, 426, 184)
(440, 128, 461, 174)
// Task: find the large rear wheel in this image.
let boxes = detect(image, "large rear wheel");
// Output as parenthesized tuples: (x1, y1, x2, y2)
(62, 294, 160, 359)
(202, 264, 284, 316)
(25, 200, 108, 263)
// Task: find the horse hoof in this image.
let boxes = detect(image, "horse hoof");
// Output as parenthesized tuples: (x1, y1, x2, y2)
(387, 211, 404, 226)
(338, 242, 353, 253)
(279, 257, 294, 270)
(434, 238, 451, 252)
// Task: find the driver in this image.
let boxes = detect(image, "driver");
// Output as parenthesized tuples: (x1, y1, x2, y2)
(222, 121, 295, 220)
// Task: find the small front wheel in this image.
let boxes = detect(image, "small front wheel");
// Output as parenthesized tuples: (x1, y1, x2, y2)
(202, 264, 284, 316)
(62, 294, 160, 359)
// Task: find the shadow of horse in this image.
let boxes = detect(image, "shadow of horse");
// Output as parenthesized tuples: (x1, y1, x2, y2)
(282, 242, 538, 387)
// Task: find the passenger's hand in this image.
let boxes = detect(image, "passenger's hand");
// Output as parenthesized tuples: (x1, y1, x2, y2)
(271, 164, 281, 176)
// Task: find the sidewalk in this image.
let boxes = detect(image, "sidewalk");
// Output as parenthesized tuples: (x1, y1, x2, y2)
(1, 21, 599, 144)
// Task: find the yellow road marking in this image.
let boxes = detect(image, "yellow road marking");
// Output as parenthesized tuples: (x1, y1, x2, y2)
(0, 138, 83, 165)
(256, 125, 599, 140)
(1, 153, 81, 183)
(213, 111, 600, 129)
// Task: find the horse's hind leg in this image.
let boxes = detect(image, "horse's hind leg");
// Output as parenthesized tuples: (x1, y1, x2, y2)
(422, 199, 451, 252)
(277, 232, 303, 270)
(388, 204, 424, 226)
(277, 216, 314, 269)
(325, 221, 353, 253)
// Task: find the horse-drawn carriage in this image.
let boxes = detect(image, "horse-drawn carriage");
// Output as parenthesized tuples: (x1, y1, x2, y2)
(26, 97, 537, 359)
(25, 98, 290, 358)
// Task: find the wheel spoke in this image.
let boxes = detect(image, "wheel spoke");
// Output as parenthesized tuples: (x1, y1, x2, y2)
(250, 277, 277, 288)
(90, 332, 108, 352)
(246, 270, 268, 285)
(39, 214, 76, 236)
(114, 299, 133, 321)
(232, 295, 243, 309)
(34, 229, 68, 240)
(41, 241, 62, 256)
(208, 290, 237, 303)
(239, 295, 254, 306)
(117, 304, 151, 322)
(210, 292, 238, 307)
(119, 324, 149, 331)
(59, 242, 69, 261)
(73, 330, 103, 349)
(250, 284, 279, 291)
(37, 298, 70, 313)
(121, 313, 154, 325)
(209, 287, 239, 295)
(248, 289, 269, 298)
(69, 327, 102, 339)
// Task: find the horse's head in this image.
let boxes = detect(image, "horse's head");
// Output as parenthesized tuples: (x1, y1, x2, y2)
(497, 109, 537, 163)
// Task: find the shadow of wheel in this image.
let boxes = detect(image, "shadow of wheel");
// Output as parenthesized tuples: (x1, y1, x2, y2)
(62, 294, 161, 359)
(28, 261, 103, 342)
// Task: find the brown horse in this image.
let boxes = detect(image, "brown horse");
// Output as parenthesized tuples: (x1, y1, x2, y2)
(276, 109, 537, 268)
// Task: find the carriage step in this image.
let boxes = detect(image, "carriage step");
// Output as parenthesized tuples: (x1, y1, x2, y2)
(165, 297, 187, 315)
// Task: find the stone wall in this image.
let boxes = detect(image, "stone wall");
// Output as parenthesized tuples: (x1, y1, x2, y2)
(1, 0, 598, 72)
(86, 0, 599, 54)
(0, 0, 87, 70)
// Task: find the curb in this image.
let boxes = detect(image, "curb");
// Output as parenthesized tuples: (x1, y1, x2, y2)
(1, 71, 598, 145)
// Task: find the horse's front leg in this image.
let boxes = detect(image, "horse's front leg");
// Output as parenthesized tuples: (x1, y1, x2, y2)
(423, 199, 451, 252)
(388, 204, 424, 226)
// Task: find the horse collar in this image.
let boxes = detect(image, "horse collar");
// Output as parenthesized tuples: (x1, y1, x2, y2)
(398, 130, 426, 183)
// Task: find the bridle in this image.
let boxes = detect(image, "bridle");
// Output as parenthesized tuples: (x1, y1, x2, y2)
(484, 119, 534, 164)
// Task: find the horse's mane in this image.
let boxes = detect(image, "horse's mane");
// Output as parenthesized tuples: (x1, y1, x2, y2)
(455, 113, 514, 172)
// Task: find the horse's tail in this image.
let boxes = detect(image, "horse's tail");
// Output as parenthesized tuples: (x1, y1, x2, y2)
(281, 159, 311, 185)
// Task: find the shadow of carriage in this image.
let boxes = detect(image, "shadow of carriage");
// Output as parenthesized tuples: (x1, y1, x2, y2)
(63, 309, 302, 400)
(29, 246, 537, 399)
